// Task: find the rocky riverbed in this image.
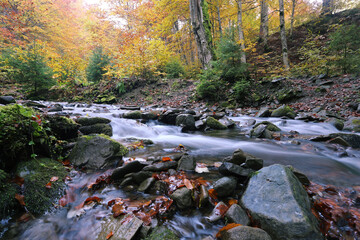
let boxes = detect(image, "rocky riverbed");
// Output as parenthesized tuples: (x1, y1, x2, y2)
(0, 100, 359, 240)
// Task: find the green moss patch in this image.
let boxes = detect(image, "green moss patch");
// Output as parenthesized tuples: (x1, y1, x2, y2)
(206, 116, 227, 130)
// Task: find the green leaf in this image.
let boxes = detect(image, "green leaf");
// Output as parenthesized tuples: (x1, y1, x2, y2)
(28, 140, 35, 145)
(31, 153, 38, 159)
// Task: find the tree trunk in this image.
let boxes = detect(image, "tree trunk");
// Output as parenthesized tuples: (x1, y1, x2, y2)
(290, 0, 296, 38)
(236, 0, 246, 64)
(322, 0, 333, 15)
(259, 0, 269, 46)
(189, 0, 213, 69)
(217, 5, 222, 36)
(279, 0, 290, 69)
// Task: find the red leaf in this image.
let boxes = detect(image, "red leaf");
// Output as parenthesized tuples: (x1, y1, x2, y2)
(45, 182, 52, 189)
(15, 194, 26, 206)
(62, 159, 71, 166)
(106, 231, 113, 239)
(84, 196, 101, 205)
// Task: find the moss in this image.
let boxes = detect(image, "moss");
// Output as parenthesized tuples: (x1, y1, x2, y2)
(271, 105, 296, 119)
(0, 170, 18, 219)
(76, 117, 111, 126)
(81, 134, 129, 156)
(200, 0, 215, 59)
(352, 119, 360, 125)
(145, 226, 179, 240)
(206, 117, 227, 130)
(16, 158, 67, 216)
(124, 111, 142, 119)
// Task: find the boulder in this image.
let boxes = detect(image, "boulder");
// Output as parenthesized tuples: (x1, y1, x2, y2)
(79, 123, 113, 136)
(69, 135, 128, 170)
(225, 204, 250, 225)
(141, 112, 158, 120)
(271, 105, 296, 119)
(326, 118, 344, 131)
(123, 111, 142, 119)
(45, 115, 79, 140)
(255, 107, 270, 117)
(112, 161, 147, 180)
(177, 154, 196, 171)
(213, 177, 237, 198)
(132, 171, 153, 184)
(206, 117, 227, 130)
(142, 161, 178, 172)
(0, 96, 16, 105)
(176, 114, 196, 131)
(244, 157, 263, 171)
(241, 164, 322, 240)
(229, 149, 247, 165)
(250, 124, 273, 139)
(329, 133, 360, 149)
(218, 117, 236, 128)
(220, 226, 271, 240)
(219, 162, 254, 178)
(343, 117, 360, 132)
(170, 187, 193, 210)
(138, 177, 155, 192)
(75, 117, 111, 126)
(159, 110, 183, 125)
(97, 214, 143, 240)
(253, 121, 281, 132)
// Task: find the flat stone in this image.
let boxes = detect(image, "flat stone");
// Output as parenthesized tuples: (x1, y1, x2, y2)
(112, 161, 147, 180)
(219, 162, 254, 178)
(143, 161, 178, 172)
(177, 154, 196, 171)
(96, 214, 143, 240)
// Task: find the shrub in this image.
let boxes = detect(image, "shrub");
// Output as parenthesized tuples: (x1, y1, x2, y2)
(329, 24, 360, 74)
(86, 47, 110, 82)
(232, 80, 251, 101)
(165, 60, 185, 78)
(197, 79, 223, 101)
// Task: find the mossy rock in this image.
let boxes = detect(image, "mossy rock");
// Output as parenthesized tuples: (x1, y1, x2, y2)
(69, 134, 128, 169)
(145, 226, 179, 240)
(0, 169, 19, 219)
(124, 111, 142, 119)
(206, 117, 227, 130)
(95, 95, 116, 104)
(76, 117, 111, 126)
(253, 121, 281, 132)
(79, 123, 113, 136)
(344, 117, 360, 132)
(15, 158, 68, 216)
(45, 115, 79, 140)
(271, 105, 296, 119)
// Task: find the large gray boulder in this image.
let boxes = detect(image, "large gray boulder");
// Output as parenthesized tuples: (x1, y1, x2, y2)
(241, 164, 322, 240)
(69, 135, 128, 169)
(220, 226, 272, 240)
(176, 114, 195, 131)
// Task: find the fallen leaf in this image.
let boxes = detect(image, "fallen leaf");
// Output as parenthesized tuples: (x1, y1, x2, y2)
(184, 179, 194, 190)
(50, 176, 59, 182)
(12, 176, 24, 186)
(216, 223, 242, 238)
(45, 182, 52, 189)
(208, 188, 218, 199)
(162, 157, 172, 162)
(62, 159, 71, 166)
(15, 194, 26, 206)
(17, 213, 31, 223)
(106, 231, 113, 239)
(228, 199, 238, 206)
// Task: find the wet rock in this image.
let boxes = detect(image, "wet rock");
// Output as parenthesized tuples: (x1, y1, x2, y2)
(220, 226, 271, 240)
(206, 117, 227, 130)
(141, 111, 158, 120)
(199, 185, 209, 207)
(206, 201, 228, 222)
(112, 161, 146, 180)
(289, 167, 310, 186)
(97, 214, 143, 240)
(328, 136, 350, 147)
(229, 149, 247, 165)
(213, 177, 237, 198)
(177, 154, 196, 171)
(219, 162, 254, 178)
(79, 123, 113, 136)
(75, 117, 111, 126)
(0, 96, 16, 105)
(138, 177, 155, 192)
(123, 111, 142, 119)
(70, 135, 128, 170)
(176, 114, 196, 131)
(120, 105, 140, 110)
(255, 107, 270, 117)
(343, 117, 360, 132)
(241, 164, 322, 240)
(48, 104, 63, 112)
(326, 118, 344, 131)
(225, 204, 250, 225)
(19, 222, 59, 240)
(132, 171, 153, 184)
(195, 119, 206, 130)
(25, 101, 47, 108)
(120, 177, 134, 187)
(149, 180, 168, 195)
(45, 115, 79, 140)
(271, 105, 296, 119)
(313, 133, 360, 149)
(253, 121, 281, 132)
(244, 157, 263, 171)
(218, 117, 236, 128)
(170, 187, 193, 210)
(142, 161, 178, 172)
(250, 124, 272, 139)
(159, 110, 183, 125)
(145, 226, 179, 240)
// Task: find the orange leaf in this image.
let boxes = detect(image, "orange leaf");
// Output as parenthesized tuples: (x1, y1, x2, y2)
(84, 196, 101, 205)
(62, 159, 71, 166)
(228, 199, 238, 206)
(15, 194, 26, 206)
(162, 157, 172, 162)
(45, 182, 52, 189)
(184, 179, 194, 190)
(50, 176, 59, 182)
(17, 213, 31, 223)
(12, 175, 24, 186)
(106, 231, 113, 239)
(208, 188, 218, 199)
(216, 223, 242, 238)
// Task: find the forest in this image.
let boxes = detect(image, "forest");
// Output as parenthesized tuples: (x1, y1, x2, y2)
(0, 0, 360, 239)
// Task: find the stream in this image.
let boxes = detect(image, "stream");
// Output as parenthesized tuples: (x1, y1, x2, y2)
(2, 103, 360, 239)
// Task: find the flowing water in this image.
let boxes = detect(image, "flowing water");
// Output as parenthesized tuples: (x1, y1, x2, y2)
(2, 103, 360, 239)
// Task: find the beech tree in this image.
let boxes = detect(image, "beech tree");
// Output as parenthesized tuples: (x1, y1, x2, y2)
(236, 0, 246, 63)
(259, 0, 269, 46)
(279, 0, 290, 69)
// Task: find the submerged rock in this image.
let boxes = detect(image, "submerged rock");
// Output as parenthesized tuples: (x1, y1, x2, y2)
(241, 164, 322, 240)
(69, 134, 128, 170)
(220, 226, 272, 240)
